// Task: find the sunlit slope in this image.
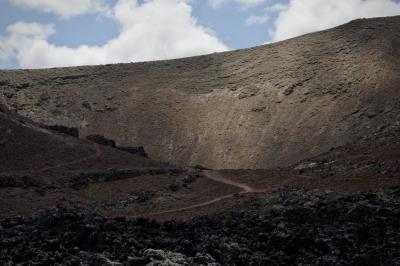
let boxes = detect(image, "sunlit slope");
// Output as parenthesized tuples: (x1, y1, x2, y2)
(1, 16, 400, 169)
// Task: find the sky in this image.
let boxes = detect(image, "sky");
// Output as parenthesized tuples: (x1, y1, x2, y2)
(0, 0, 400, 69)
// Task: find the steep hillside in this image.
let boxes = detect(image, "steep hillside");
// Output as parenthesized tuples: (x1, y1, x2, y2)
(1, 16, 400, 169)
(0, 105, 170, 186)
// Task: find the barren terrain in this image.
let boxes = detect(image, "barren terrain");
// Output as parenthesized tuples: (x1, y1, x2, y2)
(2, 16, 400, 169)
(1, 16, 400, 265)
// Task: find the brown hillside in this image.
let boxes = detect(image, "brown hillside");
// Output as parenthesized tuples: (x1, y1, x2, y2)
(0, 105, 169, 184)
(1, 16, 400, 169)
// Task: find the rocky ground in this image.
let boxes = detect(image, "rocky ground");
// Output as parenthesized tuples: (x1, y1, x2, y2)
(2, 16, 400, 265)
(1, 101, 400, 265)
(1, 187, 400, 266)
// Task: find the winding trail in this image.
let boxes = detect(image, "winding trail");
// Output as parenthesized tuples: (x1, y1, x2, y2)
(1, 137, 315, 219)
(127, 170, 270, 219)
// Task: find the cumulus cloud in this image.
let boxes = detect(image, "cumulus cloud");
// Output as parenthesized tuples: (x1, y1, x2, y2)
(245, 13, 269, 26)
(268, 3, 287, 13)
(9, 0, 110, 19)
(0, 0, 228, 68)
(0, 38, 12, 62)
(208, 0, 266, 9)
(0, 22, 55, 63)
(270, 0, 400, 41)
(7, 22, 55, 38)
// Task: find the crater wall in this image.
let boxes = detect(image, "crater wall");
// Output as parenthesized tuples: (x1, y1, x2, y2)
(1, 17, 400, 169)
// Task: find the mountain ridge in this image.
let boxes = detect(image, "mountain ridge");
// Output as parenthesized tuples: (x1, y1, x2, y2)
(1, 15, 400, 169)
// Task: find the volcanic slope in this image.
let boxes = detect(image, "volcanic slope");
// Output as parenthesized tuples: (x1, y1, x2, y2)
(1, 101, 400, 221)
(1, 16, 400, 169)
(0, 105, 171, 184)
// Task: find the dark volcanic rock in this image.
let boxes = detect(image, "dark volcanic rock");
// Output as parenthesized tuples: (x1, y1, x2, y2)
(42, 124, 79, 137)
(86, 135, 116, 147)
(0, 104, 7, 113)
(1, 187, 400, 265)
(116, 146, 148, 158)
(86, 135, 148, 157)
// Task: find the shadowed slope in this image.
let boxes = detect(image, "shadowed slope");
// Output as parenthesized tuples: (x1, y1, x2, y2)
(1, 16, 400, 169)
(0, 105, 169, 181)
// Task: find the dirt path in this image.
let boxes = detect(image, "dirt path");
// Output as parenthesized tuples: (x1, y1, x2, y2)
(127, 170, 270, 219)
(204, 170, 254, 192)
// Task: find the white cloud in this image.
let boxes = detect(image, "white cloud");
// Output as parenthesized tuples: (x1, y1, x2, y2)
(0, 0, 228, 68)
(0, 22, 55, 62)
(7, 22, 55, 38)
(208, 0, 266, 9)
(246, 13, 269, 25)
(270, 0, 400, 42)
(9, 0, 110, 19)
(0, 39, 11, 62)
(268, 3, 287, 13)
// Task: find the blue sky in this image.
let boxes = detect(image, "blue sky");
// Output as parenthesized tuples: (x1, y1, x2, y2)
(191, 1, 283, 49)
(0, 0, 399, 69)
(0, 0, 280, 49)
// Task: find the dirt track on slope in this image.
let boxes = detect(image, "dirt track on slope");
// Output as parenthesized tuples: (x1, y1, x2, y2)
(126, 170, 273, 219)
